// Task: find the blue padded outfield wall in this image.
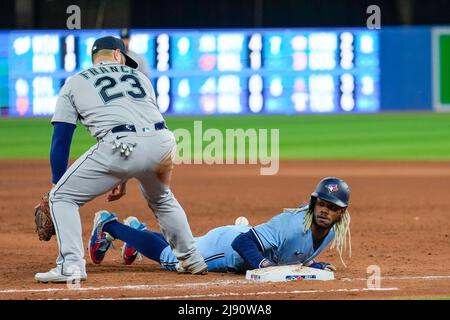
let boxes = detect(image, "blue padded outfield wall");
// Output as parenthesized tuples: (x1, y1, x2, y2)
(0, 27, 436, 117)
(379, 27, 432, 111)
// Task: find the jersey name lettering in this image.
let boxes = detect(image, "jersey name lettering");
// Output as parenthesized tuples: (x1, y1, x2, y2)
(80, 65, 138, 80)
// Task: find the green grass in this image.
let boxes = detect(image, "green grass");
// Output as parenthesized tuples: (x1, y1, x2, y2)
(412, 296, 450, 300)
(1, 113, 450, 160)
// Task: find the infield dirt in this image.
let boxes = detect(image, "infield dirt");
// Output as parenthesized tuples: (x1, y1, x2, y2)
(0, 160, 449, 299)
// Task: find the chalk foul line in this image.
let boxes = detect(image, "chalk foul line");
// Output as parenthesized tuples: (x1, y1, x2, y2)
(0, 274, 449, 294)
(63, 287, 402, 300)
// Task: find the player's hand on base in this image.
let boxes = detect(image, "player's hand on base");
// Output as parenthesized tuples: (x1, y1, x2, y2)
(107, 182, 127, 202)
(310, 262, 336, 271)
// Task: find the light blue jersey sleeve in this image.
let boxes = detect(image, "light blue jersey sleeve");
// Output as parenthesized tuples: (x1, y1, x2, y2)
(252, 211, 298, 251)
(252, 210, 335, 266)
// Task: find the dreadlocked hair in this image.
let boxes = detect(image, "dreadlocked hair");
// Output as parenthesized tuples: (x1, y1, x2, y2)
(283, 207, 352, 267)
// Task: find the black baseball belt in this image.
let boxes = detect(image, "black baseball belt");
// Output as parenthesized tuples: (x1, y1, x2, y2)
(111, 121, 168, 134)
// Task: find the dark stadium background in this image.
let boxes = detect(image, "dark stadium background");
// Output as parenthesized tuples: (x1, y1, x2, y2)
(1, 0, 450, 29)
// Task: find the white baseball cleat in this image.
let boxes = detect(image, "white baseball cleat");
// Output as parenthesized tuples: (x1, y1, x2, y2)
(35, 267, 87, 283)
(177, 259, 208, 275)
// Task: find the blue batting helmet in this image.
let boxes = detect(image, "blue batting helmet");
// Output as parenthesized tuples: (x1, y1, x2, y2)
(309, 177, 350, 209)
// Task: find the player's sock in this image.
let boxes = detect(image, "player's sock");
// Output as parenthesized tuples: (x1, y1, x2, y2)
(103, 221, 169, 262)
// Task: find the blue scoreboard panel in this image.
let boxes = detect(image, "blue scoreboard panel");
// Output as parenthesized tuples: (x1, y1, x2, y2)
(0, 32, 9, 114)
(6, 28, 379, 117)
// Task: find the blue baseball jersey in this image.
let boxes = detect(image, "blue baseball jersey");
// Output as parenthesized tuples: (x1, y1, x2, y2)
(159, 209, 335, 273)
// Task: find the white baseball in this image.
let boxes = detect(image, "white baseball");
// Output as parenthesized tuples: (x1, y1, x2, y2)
(235, 216, 249, 226)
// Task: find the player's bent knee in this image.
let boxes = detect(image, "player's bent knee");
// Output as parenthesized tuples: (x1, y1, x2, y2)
(147, 190, 176, 207)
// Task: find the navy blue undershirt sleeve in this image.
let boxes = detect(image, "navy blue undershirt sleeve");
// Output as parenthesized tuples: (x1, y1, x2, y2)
(103, 221, 169, 262)
(231, 229, 271, 269)
(50, 122, 76, 184)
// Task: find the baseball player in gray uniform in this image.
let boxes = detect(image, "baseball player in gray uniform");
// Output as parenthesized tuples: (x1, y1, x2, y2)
(35, 36, 207, 283)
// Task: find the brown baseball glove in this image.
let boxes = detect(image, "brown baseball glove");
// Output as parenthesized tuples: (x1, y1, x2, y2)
(34, 192, 55, 241)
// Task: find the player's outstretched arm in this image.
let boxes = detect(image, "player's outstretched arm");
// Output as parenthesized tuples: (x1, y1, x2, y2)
(231, 230, 276, 269)
(50, 122, 76, 185)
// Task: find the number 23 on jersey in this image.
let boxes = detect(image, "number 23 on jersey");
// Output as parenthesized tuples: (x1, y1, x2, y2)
(94, 74, 147, 103)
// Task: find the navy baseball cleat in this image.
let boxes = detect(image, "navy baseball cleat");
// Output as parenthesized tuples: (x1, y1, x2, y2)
(89, 210, 117, 264)
(121, 216, 147, 265)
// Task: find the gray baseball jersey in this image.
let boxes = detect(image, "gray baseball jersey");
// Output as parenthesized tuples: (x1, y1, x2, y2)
(52, 61, 162, 138)
(48, 61, 204, 277)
